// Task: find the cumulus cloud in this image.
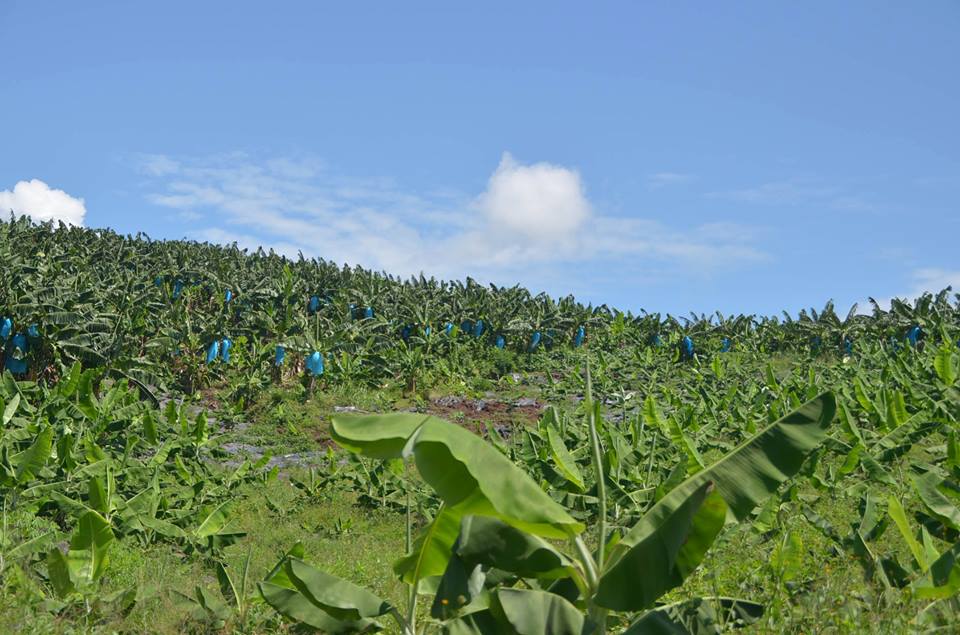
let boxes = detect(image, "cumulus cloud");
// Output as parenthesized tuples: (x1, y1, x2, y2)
(137, 152, 765, 287)
(475, 153, 590, 241)
(0, 179, 86, 226)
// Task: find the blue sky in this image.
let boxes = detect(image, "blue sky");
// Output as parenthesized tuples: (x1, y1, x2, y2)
(1, 1, 958, 316)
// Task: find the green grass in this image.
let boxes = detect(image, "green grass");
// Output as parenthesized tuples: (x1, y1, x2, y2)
(0, 473, 408, 634)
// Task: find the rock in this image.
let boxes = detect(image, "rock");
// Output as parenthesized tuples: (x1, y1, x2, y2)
(493, 423, 512, 439)
(220, 442, 264, 458)
(266, 451, 326, 469)
(514, 397, 539, 408)
(435, 395, 464, 407)
(334, 406, 359, 413)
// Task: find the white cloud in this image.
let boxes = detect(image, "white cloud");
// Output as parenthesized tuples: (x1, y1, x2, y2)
(137, 152, 766, 286)
(0, 179, 86, 226)
(475, 153, 590, 241)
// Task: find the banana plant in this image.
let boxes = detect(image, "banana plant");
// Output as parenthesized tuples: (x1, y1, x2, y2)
(260, 384, 835, 633)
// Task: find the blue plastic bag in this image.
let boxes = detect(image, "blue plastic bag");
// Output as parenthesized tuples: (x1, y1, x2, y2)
(308, 295, 320, 313)
(0, 317, 11, 340)
(720, 337, 731, 353)
(173, 280, 184, 299)
(495, 335, 505, 349)
(27, 324, 39, 338)
(225, 289, 233, 303)
(444, 322, 454, 336)
(651, 334, 663, 347)
(843, 337, 853, 355)
(906, 325, 921, 347)
(154, 276, 163, 287)
(529, 331, 541, 352)
(461, 319, 473, 333)
(424, 326, 431, 336)
(5, 332, 28, 374)
(364, 306, 374, 319)
(574, 326, 585, 348)
(220, 338, 232, 363)
(473, 320, 484, 338)
(401, 325, 411, 341)
(206, 340, 220, 364)
(681, 336, 694, 360)
(275, 345, 286, 366)
(306, 351, 324, 376)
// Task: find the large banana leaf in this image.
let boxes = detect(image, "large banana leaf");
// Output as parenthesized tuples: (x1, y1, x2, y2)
(431, 515, 576, 620)
(492, 588, 589, 635)
(393, 504, 464, 587)
(649, 392, 835, 525)
(597, 393, 835, 611)
(595, 483, 727, 611)
(258, 550, 389, 632)
(332, 413, 583, 539)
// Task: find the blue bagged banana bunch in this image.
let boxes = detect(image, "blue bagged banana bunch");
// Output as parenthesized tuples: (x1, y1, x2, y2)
(225, 289, 233, 303)
(843, 337, 853, 355)
(308, 295, 320, 313)
(529, 331, 542, 352)
(906, 325, 921, 347)
(4, 332, 28, 374)
(651, 334, 663, 347)
(206, 340, 220, 364)
(574, 326, 585, 347)
(495, 334, 505, 349)
(444, 322, 454, 336)
(401, 325, 411, 341)
(305, 351, 324, 376)
(424, 326, 431, 336)
(720, 337, 731, 352)
(473, 320, 484, 337)
(681, 335, 694, 360)
(220, 338, 232, 363)
(28, 325, 40, 338)
(364, 306, 374, 319)
(0, 317, 11, 340)
(461, 319, 473, 334)
(275, 345, 286, 366)
(173, 280, 184, 299)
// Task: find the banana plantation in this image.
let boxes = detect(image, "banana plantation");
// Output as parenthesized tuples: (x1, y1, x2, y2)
(2, 215, 960, 633)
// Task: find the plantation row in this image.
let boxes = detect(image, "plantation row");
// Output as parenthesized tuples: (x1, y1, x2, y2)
(1, 215, 960, 632)
(1, 216, 957, 397)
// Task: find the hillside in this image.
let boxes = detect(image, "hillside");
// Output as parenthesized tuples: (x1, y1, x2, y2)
(1, 216, 959, 633)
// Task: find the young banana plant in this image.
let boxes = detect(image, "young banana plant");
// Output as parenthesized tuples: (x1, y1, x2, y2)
(259, 380, 835, 633)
